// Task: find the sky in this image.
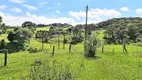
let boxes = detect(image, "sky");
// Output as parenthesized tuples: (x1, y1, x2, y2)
(0, 0, 142, 26)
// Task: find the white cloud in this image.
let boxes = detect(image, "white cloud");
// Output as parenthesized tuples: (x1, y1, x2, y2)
(0, 12, 102, 26)
(0, 8, 121, 26)
(0, 5, 7, 9)
(120, 7, 129, 11)
(8, 0, 25, 4)
(136, 8, 142, 14)
(68, 11, 85, 20)
(58, 3, 61, 6)
(26, 12, 37, 19)
(0, 12, 4, 17)
(11, 7, 22, 12)
(56, 10, 60, 14)
(68, 8, 121, 20)
(0, 12, 76, 26)
(22, 4, 38, 10)
(104, 9, 121, 17)
(39, 2, 48, 6)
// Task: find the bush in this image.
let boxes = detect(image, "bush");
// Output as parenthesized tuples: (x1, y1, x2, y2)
(84, 34, 101, 57)
(134, 42, 142, 47)
(27, 60, 79, 80)
(28, 47, 38, 53)
(7, 27, 33, 43)
(6, 41, 29, 53)
(70, 37, 83, 44)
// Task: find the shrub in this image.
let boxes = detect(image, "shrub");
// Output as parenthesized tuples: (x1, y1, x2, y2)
(84, 34, 101, 57)
(6, 42, 28, 53)
(27, 60, 79, 80)
(28, 47, 38, 53)
(134, 42, 142, 47)
(70, 37, 83, 44)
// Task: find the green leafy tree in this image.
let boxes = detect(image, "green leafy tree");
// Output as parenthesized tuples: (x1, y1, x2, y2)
(14, 28, 33, 43)
(0, 16, 7, 34)
(35, 30, 49, 50)
(22, 21, 36, 33)
(7, 32, 15, 42)
(7, 28, 33, 52)
(49, 26, 55, 35)
(72, 27, 80, 37)
(0, 39, 7, 50)
(0, 16, 2, 25)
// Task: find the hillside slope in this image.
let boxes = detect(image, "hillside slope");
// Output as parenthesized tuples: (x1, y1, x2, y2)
(97, 17, 142, 28)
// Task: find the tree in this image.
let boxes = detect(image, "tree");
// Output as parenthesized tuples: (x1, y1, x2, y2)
(7, 32, 15, 42)
(136, 35, 142, 42)
(14, 28, 33, 43)
(22, 21, 36, 33)
(0, 16, 2, 25)
(7, 27, 33, 51)
(22, 21, 36, 28)
(35, 30, 49, 50)
(62, 32, 67, 49)
(70, 27, 83, 44)
(104, 24, 131, 44)
(0, 16, 7, 34)
(72, 27, 80, 37)
(66, 27, 73, 33)
(0, 39, 6, 50)
(1, 23, 6, 33)
(49, 26, 55, 35)
(88, 24, 99, 31)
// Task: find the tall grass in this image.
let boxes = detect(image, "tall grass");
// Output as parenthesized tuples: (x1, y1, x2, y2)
(27, 60, 82, 80)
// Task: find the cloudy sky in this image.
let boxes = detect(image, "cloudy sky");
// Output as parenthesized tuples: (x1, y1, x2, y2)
(0, 0, 142, 26)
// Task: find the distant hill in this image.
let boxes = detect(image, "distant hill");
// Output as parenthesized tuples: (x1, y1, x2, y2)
(97, 17, 142, 28)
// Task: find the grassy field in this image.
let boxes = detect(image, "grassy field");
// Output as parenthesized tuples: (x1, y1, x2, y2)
(0, 27, 142, 80)
(36, 27, 50, 31)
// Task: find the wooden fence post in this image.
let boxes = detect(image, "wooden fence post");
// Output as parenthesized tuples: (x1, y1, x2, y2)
(42, 32, 44, 51)
(63, 34, 65, 49)
(52, 46, 55, 56)
(58, 34, 60, 49)
(69, 44, 72, 52)
(4, 49, 8, 66)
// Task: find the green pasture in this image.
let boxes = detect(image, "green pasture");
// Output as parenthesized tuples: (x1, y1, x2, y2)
(0, 27, 142, 80)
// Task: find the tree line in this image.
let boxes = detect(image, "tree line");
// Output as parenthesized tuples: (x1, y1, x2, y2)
(1, 16, 142, 57)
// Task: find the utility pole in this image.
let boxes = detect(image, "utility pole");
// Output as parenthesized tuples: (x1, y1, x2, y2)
(42, 32, 44, 51)
(63, 34, 65, 49)
(58, 33, 60, 49)
(85, 5, 88, 41)
(84, 5, 88, 55)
